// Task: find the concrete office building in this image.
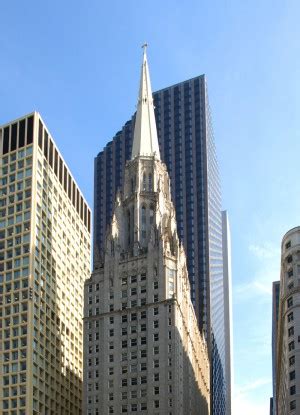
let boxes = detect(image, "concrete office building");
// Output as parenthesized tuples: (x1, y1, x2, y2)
(83, 48, 210, 415)
(271, 280, 280, 415)
(276, 227, 300, 414)
(93, 57, 227, 414)
(0, 113, 91, 414)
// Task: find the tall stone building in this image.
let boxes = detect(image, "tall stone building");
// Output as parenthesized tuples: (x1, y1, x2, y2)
(276, 227, 300, 414)
(93, 58, 227, 415)
(0, 113, 91, 414)
(83, 48, 210, 415)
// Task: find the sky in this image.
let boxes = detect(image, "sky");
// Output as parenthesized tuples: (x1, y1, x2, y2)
(1, 1, 300, 413)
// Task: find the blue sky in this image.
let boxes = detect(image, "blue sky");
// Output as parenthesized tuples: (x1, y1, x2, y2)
(1, 1, 300, 413)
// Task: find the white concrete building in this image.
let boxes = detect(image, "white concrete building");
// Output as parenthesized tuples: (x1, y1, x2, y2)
(83, 48, 210, 415)
(277, 227, 300, 414)
(0, 113, 91, 414)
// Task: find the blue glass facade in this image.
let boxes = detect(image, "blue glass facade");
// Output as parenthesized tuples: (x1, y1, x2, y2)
(94, 75, 226, 414)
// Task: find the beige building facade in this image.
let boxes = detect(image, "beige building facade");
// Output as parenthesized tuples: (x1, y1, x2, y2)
(83, 49, 210, 414)
(277, 227, 300, 415)
(0, 113, 91, 414)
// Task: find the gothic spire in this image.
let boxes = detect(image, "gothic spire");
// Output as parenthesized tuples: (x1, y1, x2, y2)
(131, 44, 161, 160)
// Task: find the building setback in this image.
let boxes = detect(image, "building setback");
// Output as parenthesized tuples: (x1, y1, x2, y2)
(276, 227, 300, 414)
(93, 59, 227, 415)
(83, 48, 210, 415)
(0, 113, 91, 414)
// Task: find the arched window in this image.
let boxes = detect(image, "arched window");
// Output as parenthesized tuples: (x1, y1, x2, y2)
(143, 173, 147, 191)
(131, 178, 134, 193)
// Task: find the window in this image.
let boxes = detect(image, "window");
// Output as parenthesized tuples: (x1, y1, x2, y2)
(131, 275, 137, 283)
(288, 269, 293, 278)
(286, 241, 291, 249)
(290, 370, 296, 381)
(141, 402, 147, 411)
(153, 307, 159, 316)
(154, 400, 159, 408)
(289, 356, 295, 366)
(289, 341, 295, 351)
(153, 320, 159, 329)
(288, 312, 294, 322)
(154, 386, 159, 395)
(153, 281, 158, 289)
(287, 296, 293, 308)
(122, 315, 127, 323)
(289, 327, 294, 337)
(141, 310, 146, 319)
(287, 255, 293, 263)
(290, 400, 296, 410)
(131, 338, 137, 347)
(131, 404, 137, 412)
(290, 385, 296, 395)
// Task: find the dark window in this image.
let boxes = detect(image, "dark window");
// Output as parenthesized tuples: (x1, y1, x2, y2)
(290, 385, 296, 395)
(11, 124, 18, 150)
(72, 182, 76, 207)
(80, 197, 83, 220)
(49, 140, 53, 167)
(288, 327, 294, 337)
(289, 370, 296, 381)
(288, 312, 294, 322)
(289, 356, 295, 366)
(288, 297, 293, 308)
(88, 210, 91, 233)
(27, 116, 33, 145)
(19, 120, 25, 150)
(84, 204, 87, 227)
(38, 121, 43, 149)
(287, 255, 293, 263)
(63, 166, 67, 192)
(68, 174, 71, 199)
(76, 189, 80, 214)
(44, 131, 48, 159)
(286, 241, 291, 249)
(59, 158, 63, 185)
(3, 127, 10, 154)
(290, 400, 296, 410)
(54, 149, 58, 175)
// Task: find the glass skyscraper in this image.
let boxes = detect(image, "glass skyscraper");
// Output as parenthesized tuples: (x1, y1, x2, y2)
(94, 75, 227, 414)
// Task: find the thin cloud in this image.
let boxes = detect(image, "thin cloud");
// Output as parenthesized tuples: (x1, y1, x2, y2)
(249, 242, 280, 260)
(233, 378, 271, 415)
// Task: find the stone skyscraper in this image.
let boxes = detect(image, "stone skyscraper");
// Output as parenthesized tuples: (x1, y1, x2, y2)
(0, 113, 91, 414)
(93, 59, 228, 413)
(276, 227, 300, 414)
(83, 48, 210, 415)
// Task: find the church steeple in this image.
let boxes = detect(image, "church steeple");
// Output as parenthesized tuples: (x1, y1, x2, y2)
(131, 44, 161, 160)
